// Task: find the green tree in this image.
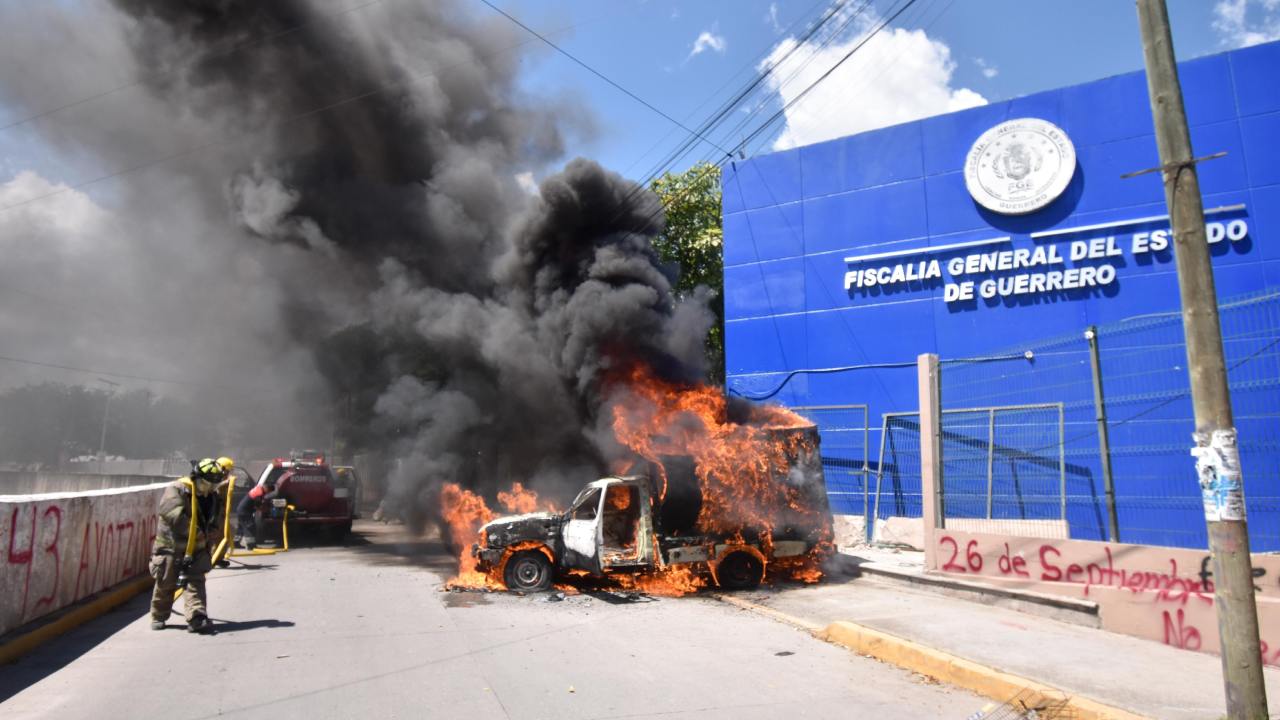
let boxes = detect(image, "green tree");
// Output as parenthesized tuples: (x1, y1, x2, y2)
(650, 162, 724, 383)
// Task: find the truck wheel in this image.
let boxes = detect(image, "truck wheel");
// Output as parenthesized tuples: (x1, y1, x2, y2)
(716, 552, 764, 590)
(503, 550, 553, 592)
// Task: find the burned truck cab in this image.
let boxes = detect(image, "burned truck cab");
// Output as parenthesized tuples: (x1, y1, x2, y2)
(562, 477, 658, 573)
(473, 476, 657, 592)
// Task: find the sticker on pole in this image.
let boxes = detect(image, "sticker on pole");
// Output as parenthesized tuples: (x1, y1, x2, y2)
(1192, 428, 1245, 522)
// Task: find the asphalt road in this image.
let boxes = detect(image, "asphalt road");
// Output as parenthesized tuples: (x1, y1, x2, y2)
(0, 521, 983, 719)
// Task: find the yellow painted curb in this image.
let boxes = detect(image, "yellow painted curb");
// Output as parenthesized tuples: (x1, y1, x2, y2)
(819, 621, 1147, 720)
(0, 577, 153, 666)
(716, 595, 1147, 720)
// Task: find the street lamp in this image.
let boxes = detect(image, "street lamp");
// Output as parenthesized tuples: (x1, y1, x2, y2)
(96, 378, 120, 474)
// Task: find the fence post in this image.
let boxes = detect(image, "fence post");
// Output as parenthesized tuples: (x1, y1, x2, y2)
(871, 415, 889, 545)
(919, 353, 943, 570)
(1058, 403, 1067, 525)
(985, 408, 995, 519)
(1085, 326, 1120, 542)
(862, 405, 872, 544)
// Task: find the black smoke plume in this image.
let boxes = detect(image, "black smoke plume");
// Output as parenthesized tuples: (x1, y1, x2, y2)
(0, 1, 713, 514)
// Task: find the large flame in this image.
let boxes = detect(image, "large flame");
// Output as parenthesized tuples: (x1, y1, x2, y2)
(438, 364, 831, 595)
(498, 482, 547, 514)
(439, 484, 498, 590)
(610, 365, 830, 563)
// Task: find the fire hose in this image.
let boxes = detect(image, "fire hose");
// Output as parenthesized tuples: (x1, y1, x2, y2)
(175, 474, 294, 601)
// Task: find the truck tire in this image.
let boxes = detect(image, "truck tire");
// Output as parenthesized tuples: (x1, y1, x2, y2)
(503, 550, 553, 592)
(716, 552, 764, 590)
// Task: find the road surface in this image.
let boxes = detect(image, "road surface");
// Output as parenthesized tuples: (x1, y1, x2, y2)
(0, 521, 983, 719)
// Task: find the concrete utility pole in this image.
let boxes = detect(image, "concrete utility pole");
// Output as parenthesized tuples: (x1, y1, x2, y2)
(1135, 1, 1267, 716)
(96, 377, 120, 474)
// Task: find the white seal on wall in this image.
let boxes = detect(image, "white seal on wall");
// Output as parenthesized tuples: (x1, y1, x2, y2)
(964, 118, 1076, 215)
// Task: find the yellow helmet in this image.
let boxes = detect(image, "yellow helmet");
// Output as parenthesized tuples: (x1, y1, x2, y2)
(216, 456, 235, 474)
(195, 458, 220, 477)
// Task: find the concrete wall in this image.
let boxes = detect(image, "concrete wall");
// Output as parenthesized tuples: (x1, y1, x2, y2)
(927, 528, 1280, 666)
(64, 459, 190, 476)
(0, 483, 167, 636)
(0, 471, 174, 495)
(866, 516, 1067, 550)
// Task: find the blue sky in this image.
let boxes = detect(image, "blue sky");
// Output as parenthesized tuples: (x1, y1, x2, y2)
(1, 0, 1277, 191)
(510, 0, 1272, 181)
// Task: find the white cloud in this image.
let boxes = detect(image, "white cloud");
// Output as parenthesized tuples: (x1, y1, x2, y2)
(760, 11, 986, 150)
(0, 171, 108, 256)
(514, 171, 539, 195)
(1213, 0, 1280, 47)
(765, 3, 783, 33)
(689, 28, 727, 59)
(975, 57, 998, 79)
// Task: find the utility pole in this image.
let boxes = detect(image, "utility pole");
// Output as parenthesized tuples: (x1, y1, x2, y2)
(1135, 2, 1267, 716)
(96, 377, 120, 474)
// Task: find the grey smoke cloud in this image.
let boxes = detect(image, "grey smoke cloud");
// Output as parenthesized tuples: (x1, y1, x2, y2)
(0, 1, 713, 514)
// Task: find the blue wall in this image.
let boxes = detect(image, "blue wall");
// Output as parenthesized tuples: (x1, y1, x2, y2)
(722, 40, 1280, 549)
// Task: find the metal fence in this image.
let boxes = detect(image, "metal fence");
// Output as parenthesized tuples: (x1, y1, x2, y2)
(791, 405, 871, 538)
(938, 289, 1280, 551)
(873, 413, 925, 529)
(865, 406, 1069, 543)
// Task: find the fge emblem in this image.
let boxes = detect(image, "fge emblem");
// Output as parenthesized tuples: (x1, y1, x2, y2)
(964, 118, 1076, 215)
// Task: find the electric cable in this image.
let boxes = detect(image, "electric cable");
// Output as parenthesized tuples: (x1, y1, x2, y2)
(0, 352, 277, 393)
(473, 0, 731, 157)
(729, 353, 1031, 402)
(616, 0, 834, 181)
(735, 0, 923, 154)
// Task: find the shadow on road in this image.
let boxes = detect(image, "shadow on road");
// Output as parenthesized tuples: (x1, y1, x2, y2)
(344, 524, 457, 575)
(0, 591, 150, 703)
(208, 618, 296, 634)
(219, 559, 279, 571)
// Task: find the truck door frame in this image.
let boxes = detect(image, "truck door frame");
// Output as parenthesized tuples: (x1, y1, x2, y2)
(562, 486, 604, 574)
(600, 480, 657, 570)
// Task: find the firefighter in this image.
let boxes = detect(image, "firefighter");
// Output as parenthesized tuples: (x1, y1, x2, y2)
(235, 474, 279, 551)
(149, 456, 231, 633)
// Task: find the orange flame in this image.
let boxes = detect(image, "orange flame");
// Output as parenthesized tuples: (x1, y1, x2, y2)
(609, 364, 831, 581)
(498, 482, 542, 514)
(614, 564, 707, 597)
(439, 364, 832, 592)
(439, 483, 499, 590)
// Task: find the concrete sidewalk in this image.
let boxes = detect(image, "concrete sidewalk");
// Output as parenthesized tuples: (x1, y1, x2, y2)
(730, 571, 1280, 719)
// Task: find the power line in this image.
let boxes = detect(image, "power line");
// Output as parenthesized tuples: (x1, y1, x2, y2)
(601, 0, 873, 240)
(736, 0, 923, 153)
(473, 0, 732, 157)
(627, 0, 854, 187)
(615, 0, 833, 181)
(0, 352, 269, 392)
(730, 354, 1029, 402)
(625, 0, 922, 241)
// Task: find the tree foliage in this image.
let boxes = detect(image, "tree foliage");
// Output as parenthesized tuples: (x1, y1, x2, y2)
(650, 162, 724, 383)
(0, 383, 214, 466)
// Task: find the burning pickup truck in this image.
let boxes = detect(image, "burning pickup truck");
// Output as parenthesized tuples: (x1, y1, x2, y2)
(471, 425, 832, 593)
